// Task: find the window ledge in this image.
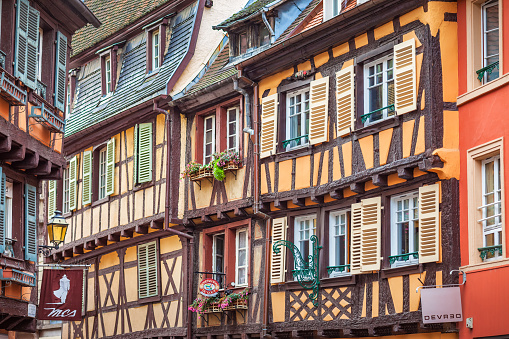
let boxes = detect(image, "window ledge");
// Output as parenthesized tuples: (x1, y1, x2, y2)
(133, 180, 154, 192)
(352, 115, 401, 140)
(92, 196, 110, 207)
(320, 274, 356, 287)
(460, 257, 509, 273)
(138, 295, 161, 304)
(274, 145, 312, 162)
(457, 72, 509, 106)
(62, 212, 72, 218)
(381, 263, 422, 278)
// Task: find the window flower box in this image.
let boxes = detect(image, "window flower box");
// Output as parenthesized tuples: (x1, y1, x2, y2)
(190, 168, 214, 181)
(223, 298, 248, 311)
(203, 300, 222, 313)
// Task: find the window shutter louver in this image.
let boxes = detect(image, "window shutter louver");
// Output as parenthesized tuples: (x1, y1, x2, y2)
(336, 65, 355, 137)
(393, 38, 417, 115)
(309, 76, 329, 145)
(350, 202, 362, 275)
(0, 169, 5, 254)
(54, 31, 67, 112)
(14, 0, 29, 83)
(360, 197, 382, 272)
(419, 184, 440, 263)
(137, 123, 153, 184)
(24, 184, 37, 262)
(106, 137, 115, 196)
(260, 94, 278, 159)
(82, 151, 92, 205)
(25, 5, 39, 89)
(270, 217, 287, 283)
(48, 180, 56, 220)
(138, 241, 158, 299)
(68, 156, 77, 211)
(133, 124, 138, 184)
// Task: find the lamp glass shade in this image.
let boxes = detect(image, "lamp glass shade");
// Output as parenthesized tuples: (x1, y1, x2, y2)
(47, 211, 68, 246)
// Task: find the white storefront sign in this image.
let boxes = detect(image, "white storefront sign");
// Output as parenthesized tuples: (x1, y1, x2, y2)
(421, 287, 463, 323)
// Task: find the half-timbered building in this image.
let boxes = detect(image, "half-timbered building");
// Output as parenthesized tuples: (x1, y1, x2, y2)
(0, 0, 98, 335)
(45, 0, 251, 338)
(210, 0, 462, 338)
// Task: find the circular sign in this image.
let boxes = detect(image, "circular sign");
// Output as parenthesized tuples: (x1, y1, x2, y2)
(199, 278, 220, 297)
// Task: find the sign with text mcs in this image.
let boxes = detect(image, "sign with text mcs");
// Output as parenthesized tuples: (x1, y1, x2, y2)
(39, 269, 83, 321)
(199, 278, 220, 297)
(421, 287, 463, 324)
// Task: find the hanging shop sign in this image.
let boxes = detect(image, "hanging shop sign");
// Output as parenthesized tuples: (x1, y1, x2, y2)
(39, 269, 84, 321)
(199, 278, 220, 297)
(421, 287, 463, 323)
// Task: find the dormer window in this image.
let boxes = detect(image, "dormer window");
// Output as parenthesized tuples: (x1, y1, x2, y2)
(100, 50, 115, 96)
(105, 55, 112, 94)
(146, 23, 166, 73)
(239, 32, 248, 54)
(152, 29, 160, 70)
(259, 25, 270, 46)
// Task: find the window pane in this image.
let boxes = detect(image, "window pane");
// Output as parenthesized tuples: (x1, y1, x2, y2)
(206, 118, 213, 129)
(485, 3, 499, 31)
(239, 231, 246, 248)
(238, 268, 246, 285)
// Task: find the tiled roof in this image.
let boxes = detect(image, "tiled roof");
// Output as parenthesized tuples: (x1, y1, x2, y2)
(65, 4, 197, 136)
(71, 0, 174, 57)
(186, 43, 236, 95)
(215, 0, 277, 28)
(300, 4, 322, 32)
(276, 0, 321, 43)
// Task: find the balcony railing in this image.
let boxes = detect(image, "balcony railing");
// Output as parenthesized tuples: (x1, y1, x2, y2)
(0, 68, 27, 106)
(477, 61, 499, 82)
(0, 268, 36, 287)
(478, 245, 502, 261)
(29, 102, 65, 133)
(388, 251, 418, 265)
(35, 79, 47, 100)
(361, 104, 395, 123)
(282, 134, 309, 148)
(327, 264, 350, 274)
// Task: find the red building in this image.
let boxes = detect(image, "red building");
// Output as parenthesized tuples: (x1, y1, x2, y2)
(458, 0, 509, 338)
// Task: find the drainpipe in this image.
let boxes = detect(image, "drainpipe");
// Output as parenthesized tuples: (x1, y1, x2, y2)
(233, 77, 254, 136)
(262, 9, 276, 44)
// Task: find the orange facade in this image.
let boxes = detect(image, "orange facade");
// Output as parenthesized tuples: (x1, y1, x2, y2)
(458, 0, 509, 338)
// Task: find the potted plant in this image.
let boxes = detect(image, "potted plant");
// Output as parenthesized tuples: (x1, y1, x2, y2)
(181, 161, 201, 180)
(188, 295, 222, 317)
(219, 288, 249, 310)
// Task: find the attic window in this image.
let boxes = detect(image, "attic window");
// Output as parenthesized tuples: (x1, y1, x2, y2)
(146, 24, 166, 73)
(239, 32, 248, 54)
(260, 25, 270, 46)
(100, 50, 116, 96)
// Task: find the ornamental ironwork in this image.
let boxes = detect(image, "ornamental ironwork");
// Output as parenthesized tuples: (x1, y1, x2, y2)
(273, 235, 322, 306)
(476, 61, 499, 82)
(478, 244, 502, 261)
(361, 104, 395, 123)
(388, 251, 419, 264)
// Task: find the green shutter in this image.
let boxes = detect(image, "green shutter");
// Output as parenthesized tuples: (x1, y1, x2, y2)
(14, 0, 29, 83)
(82, 151, 92, 205)
(48, 180, 56, 220)
(25, 184, 37, 262)
(0, 168, 5, 254)
(68, 156, 77, 211)
(25, 5, 39, 89)
(54, 31, 67, 112)
(137, 123, 153, 184)
(106, 137, 115, 196)
(133, 124, 138, 185)
(138, 241, 158, 299)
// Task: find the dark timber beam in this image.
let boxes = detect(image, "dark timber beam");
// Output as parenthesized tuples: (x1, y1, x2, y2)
(350, 182, 365, 194)
(0, 315, 12, 327)
(95, 237, 107, 247)
(107, 233, 120, 242)
(310, 193, 324, 204)
(73, 245, 84, 255)
(26, 159, 52, 175)
(12, 151, 39, 169)
(259, 202, 271, 213)
(0, 136, 11, 152)
(372, 174, 388, 187)
(6, 317, 25, 330)
(274, 199, 287, 210)
(39, 167, 63, 180)
(292, 197, 306, 207)
(150, 220, 163, 230)
(85, 240, 96, 250)
(234, 207, 248, 217)
(182, 217, 195, 227)
(330, 189, 343, 200)
(201, 215, 212, 223)
(120, 229, 134, 238)
(217, 211, 230, 220)
(0, 144, 25, 162)
(52, 252, 63, 261)
(397, 167, 414, 180)
(63, 248, 73, 258)
(135, 224, 149, 234)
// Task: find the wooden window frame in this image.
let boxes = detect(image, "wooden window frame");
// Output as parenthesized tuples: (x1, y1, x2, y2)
(98, 147, 107, 200)
(235, 228, 249, 287)
(203, 115, 216, 165)
(194, 97, 243, 164)
(92, 143, 108, 205)
(481, 0, 500, 83)
(202, 219, 251, 291)
(100, 49, 116, 96)
(212, 232, 226, 289)
(62, 167, 70, 214)
(285, 87, 311, 151)
(327, 208, 351, 278)
(146, 22, 166, 74)
(227, 106, 240, 152)
(480, 155, 503, 256)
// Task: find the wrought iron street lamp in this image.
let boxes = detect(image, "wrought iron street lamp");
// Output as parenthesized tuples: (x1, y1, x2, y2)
(38, 210, 68, 257)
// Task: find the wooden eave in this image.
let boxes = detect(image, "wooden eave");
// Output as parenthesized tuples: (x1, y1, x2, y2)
(237, 0, 425, 80)
(35, 0, 100, 35)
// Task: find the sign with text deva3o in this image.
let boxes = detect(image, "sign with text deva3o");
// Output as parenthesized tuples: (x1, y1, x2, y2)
(39, 269, 83, 321)
(421, 287, 463, 324)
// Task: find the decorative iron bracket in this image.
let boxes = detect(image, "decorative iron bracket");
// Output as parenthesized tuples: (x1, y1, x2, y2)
(273, 235, 322, 306)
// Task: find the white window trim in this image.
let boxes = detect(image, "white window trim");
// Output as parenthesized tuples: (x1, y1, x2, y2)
(152, 29, 160, 71)
(235, 228, 248, 287)
(227, 106, 240, 152)
(294, 214, 317, 257)
(481, 0, 500, 83)
(105, 55, 112, 95)
(37, 28, 43, 81)
(5, 181, 13, 240)
(329, 209, 350, 277)
(212, 233, 225, 289)
(285, 87, 310, 150)
(390, 191, 419, 268)
(98, 148, 107, 200)
(363, 54, 395, 125)
(62, 167, 70, 214)
(203, 115, 216, 164)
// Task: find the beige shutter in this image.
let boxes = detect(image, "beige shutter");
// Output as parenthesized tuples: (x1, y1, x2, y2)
(309, 76, 329, 145)
(82, 150, 92, 205)
(105, 137, 115, 196)
(138, 123, 153, 184)
(393, 38, 416, 115)
(48, 180, 56, 220)
(68, 156, 77, 211)
(260, 94, 278, 159)
(336, 65, 355, 137)
(138, 241, 159, 299)
(360, 197, 381, 272)
(419, 184, 440, 263)
(270, 217, 287, 283)
(350, 202, 362, 275)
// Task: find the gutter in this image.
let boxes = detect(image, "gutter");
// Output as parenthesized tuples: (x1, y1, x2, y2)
(261, 9, 276, 44)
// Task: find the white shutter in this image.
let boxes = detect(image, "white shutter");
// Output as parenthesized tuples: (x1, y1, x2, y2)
(138, 241, 159, 299)
(68, 156, 77, 211)
(105, 137, 115, 196)
(309, 76, 329, 145)
(48, 180, 56, 220)
(393, 38, 416, 115)
(336, 65, 355, 137)
(82, 151, 92, 205)
(419, 184, 440, 263)
(350, 202, 362, 275)
(360, 197, 381, 272)
(270, 217, 287, 283)
(260, 94, 278, 159)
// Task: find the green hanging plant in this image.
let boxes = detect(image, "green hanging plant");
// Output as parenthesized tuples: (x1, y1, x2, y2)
(213, 161, 226, 181)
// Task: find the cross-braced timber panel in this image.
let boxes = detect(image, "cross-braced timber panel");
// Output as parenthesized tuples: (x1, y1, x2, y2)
(288, 290, 319, 322)
(321, 287, 352, 321)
